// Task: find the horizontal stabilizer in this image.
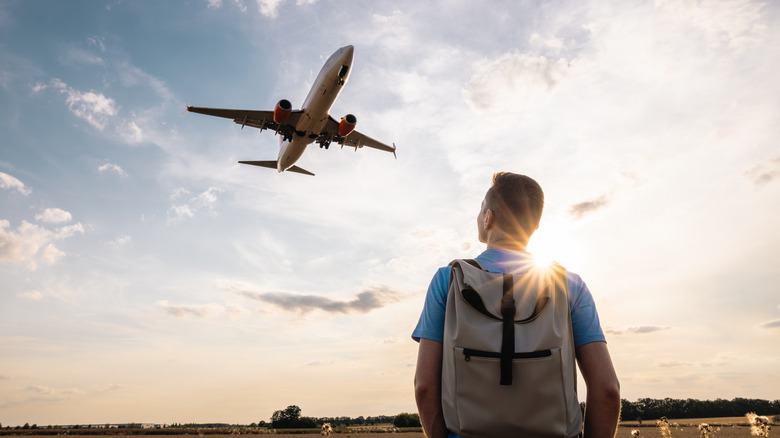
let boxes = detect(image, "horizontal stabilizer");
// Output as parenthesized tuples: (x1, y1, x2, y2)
(238, 160, 315, 176)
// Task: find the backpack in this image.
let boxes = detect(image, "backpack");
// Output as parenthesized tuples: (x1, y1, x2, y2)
(441, 259, 583, 438)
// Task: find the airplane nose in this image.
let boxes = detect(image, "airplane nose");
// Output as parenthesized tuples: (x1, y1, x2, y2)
(341, 45, 354, 61)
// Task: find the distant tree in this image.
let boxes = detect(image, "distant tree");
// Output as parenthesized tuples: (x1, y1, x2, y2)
(272, 405, 315, 429)
(393, 413, 421, 428)
(23, 423, 30, 430)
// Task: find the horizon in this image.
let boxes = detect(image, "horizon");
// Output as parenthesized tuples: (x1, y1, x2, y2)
(2, 396, 779, 428)
(1, 0, 779, 427)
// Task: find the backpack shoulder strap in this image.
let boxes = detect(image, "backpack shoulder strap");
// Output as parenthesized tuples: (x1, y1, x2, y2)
(549, 261, 570, 301)
(449, 258, 485, 270)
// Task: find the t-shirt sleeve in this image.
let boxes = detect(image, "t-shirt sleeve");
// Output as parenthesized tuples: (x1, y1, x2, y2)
(412, 267, 450, 343)
(567, 272, 607, 348)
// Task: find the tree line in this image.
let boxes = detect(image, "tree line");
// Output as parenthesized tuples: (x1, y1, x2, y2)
(620, 397, 780, 422)
(266, 405, 419, 429)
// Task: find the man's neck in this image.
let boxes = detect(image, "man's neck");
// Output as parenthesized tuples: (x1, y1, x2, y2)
(485, 235, 528, 252)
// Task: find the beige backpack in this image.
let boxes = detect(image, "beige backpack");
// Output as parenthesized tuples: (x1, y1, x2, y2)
(441, 259, 583, 438)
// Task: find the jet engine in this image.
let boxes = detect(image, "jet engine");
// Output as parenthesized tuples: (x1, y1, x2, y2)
(338, 114, 357, 137)
(273, 99, 292, 124)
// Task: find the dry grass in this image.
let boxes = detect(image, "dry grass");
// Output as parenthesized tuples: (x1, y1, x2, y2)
(615, 425, 760, 438)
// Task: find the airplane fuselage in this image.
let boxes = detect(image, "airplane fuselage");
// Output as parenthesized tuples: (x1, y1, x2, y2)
(277, 45, 354, 172)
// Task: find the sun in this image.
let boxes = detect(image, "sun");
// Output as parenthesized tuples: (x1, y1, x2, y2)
(526, 225, 577, 269)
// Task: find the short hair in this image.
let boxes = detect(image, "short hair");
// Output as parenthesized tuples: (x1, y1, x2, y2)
(484, 172, 544, 240)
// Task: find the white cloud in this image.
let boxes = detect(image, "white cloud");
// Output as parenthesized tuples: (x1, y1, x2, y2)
(255, 0, 284, 18)
(167, 187, 223, 225)
(53, 223, 85, 239)
(87, 36, 106, 52)
(206, 0, 223, 8)
(31, 82, 48, 93)
(156, 300, 228, 318)
(463, 52, 569, 112)
(17, 290, 43, 301)
(0, 172, 31, 195)
(35, 208, 72, 224)
(167, 204, 194, 225)
(24, 385, 84, 401)
(0, 219, 84, 269)
(51, 79, 118, 130)
(117, 121, 144, 144)
(63, 47, 104, 66)
(109, 234, 131, 246)
(655, 0, 767, 52)
(98, 162, 127, 177)
(170, 187, 190, 200)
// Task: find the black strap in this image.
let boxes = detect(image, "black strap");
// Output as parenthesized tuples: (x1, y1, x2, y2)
(500, 273, 515, 385)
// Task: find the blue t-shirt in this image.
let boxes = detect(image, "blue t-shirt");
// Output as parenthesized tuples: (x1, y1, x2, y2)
(412, 248, 606, 348)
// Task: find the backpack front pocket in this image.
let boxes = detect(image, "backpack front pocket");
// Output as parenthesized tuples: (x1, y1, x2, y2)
(452, 346, 568, 438)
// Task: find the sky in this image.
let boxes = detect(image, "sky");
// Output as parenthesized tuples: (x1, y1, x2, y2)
(1, 0, 779, 427)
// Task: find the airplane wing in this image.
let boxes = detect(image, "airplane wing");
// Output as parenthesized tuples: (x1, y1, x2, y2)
(186, 106, 303, 133)
(323, 116, 397, 157)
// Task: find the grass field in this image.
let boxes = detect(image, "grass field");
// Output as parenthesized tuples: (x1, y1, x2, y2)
(5, 416, 776, 438)
(3, 427, 770, 438)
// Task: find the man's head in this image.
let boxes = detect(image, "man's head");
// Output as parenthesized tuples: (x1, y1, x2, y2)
(478, 172, 544, 247)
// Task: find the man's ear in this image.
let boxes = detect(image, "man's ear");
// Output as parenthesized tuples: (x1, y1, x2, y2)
(484, 209, 494, 229)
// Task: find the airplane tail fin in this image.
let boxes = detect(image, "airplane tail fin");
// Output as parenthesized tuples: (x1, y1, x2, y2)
(238, 160, 315, 176)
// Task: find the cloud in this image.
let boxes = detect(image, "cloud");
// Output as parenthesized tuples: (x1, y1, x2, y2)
(657, 360, 694, 368)
(464, 52, 569, 111)
(0, 218, 84, 269)
(156, 300, 247, 319)
(206, 0, 223, 8)
(62, 47, 105, 66)
(232, 285, 402, 314)
(167, 187, 223, 225)
(745, 157, 780, 186)
(117, 121, 144, 144)
(98, 162, 128, 177)
(0, 172, 31, 195)
(759, 319, 780, 329)
(51, 78, 118, 130)
(655, 0, 767, 52)
(605, 326, 671, 335)
(31, 82, 48, 93)
(569, 195, 609, 219)
(87, 36, 106, 53)
(256, 0, 285, 18)
(24, 385, 84, 402)
(17, 290, 43, 301)
(35, 208, 72, 224)
(109, 234, 131, 246)
(157, 300, 225, 318)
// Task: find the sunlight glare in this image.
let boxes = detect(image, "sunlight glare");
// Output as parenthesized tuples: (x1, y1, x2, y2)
(527, 225, 572, 269)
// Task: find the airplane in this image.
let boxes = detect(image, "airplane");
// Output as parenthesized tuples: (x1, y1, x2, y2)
(186, 45, 396, 176)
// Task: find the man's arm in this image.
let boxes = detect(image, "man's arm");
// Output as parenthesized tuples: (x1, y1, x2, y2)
(414, 338, 448, 438)
(576, 341, 621, 438)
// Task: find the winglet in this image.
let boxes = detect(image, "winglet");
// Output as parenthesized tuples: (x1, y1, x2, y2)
(393, 143, 397, 159)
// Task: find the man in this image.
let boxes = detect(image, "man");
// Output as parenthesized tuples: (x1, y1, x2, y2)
(413, 172, 620, 438)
